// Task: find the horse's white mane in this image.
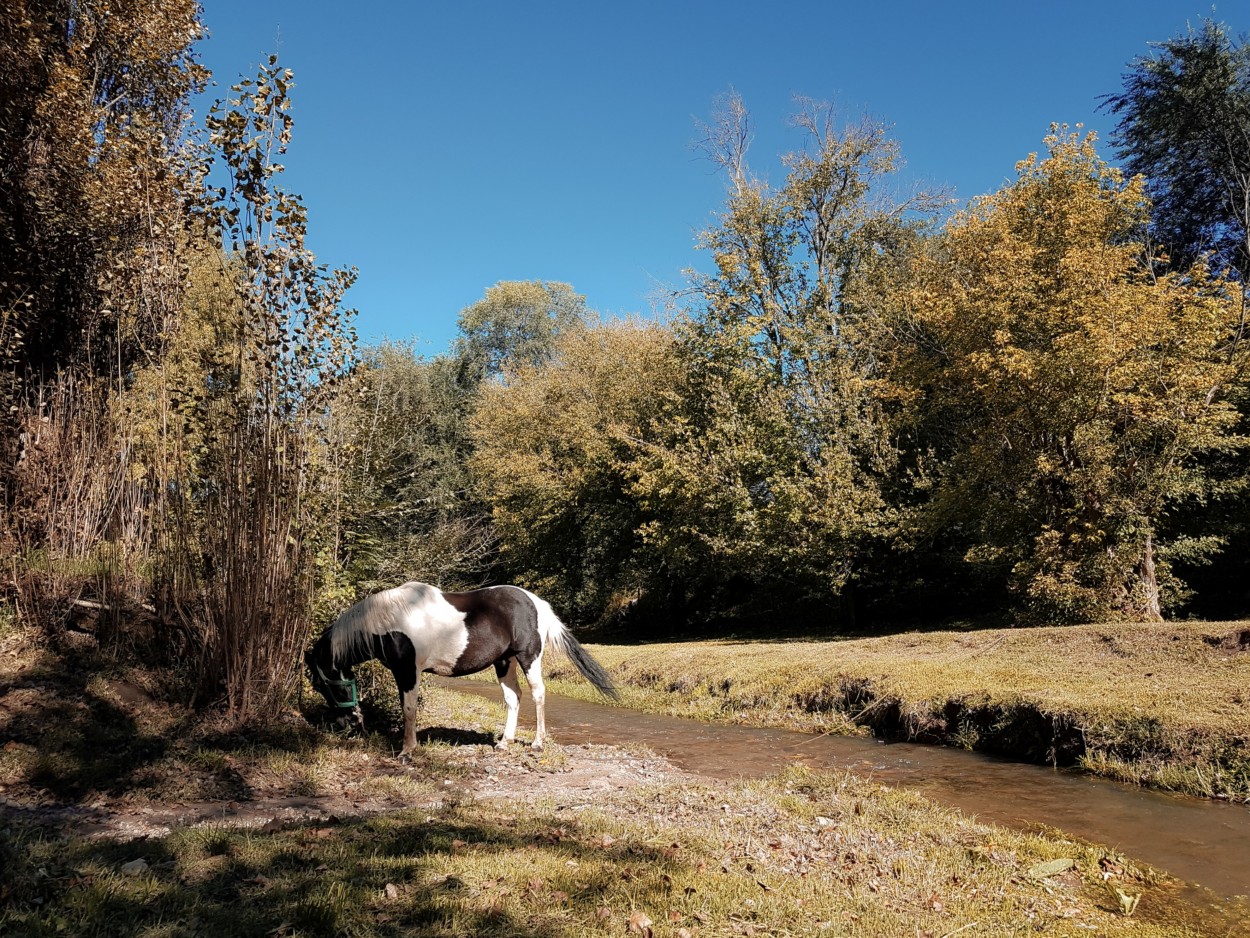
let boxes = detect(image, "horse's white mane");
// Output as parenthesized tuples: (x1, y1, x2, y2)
(330, 581, 465, 664)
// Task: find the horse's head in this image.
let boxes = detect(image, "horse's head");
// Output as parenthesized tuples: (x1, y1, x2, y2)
(305, 642, 364, 733)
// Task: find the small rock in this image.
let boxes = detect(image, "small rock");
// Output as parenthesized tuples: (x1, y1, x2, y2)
(120, 859, 149, 876)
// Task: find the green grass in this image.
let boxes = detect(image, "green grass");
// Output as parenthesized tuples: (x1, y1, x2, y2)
(3, 761, 1230, 938)
(540, 620, 1250, 799)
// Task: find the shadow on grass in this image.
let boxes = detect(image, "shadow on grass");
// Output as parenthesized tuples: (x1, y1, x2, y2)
(0, 646, 333, 805)
(3, 803, 687, 937)
(0, 646, 197, 801)
(415, 726, 497, 747)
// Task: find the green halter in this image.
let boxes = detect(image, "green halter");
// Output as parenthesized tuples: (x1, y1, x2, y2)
(313, 662, 359, 709)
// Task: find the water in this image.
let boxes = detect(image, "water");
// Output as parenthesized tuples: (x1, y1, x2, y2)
(438, 678, 1250, 901)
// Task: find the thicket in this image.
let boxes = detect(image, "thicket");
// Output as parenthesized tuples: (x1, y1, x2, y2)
(1, 5, 356, 721)
(2, 8, 1248, 728)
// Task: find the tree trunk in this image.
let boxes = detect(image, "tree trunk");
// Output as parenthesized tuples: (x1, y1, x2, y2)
(1135, 531, 1163, 622)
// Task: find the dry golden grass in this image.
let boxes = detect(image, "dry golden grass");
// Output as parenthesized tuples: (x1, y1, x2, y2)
(3, 626, 1244, 936)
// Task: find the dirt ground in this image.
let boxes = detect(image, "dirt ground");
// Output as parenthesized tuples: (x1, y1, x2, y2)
(0, 741, 692, 841)
(0, 631, 692, 844)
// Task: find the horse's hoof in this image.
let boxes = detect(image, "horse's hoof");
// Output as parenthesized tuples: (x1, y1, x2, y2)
(495, 739, 511, 751)
(398, 749, 415, 764)
(531, 740, 545, 752)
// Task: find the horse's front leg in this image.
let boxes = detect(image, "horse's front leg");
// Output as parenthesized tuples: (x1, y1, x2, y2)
(398, 670, 422, 760)
(495, 657, 521, 749)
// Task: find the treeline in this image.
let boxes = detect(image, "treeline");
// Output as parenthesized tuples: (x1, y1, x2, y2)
(2, 7, 1248, 722)
(354, 25, 1250, 631)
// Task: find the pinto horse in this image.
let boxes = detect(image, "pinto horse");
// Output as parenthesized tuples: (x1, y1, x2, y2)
(305, 582, 617, 754)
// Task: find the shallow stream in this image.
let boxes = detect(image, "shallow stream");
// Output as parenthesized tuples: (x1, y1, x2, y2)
(438, 678, 1250, 902)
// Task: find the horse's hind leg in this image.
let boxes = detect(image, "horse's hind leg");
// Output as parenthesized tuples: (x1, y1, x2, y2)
(521, 654, 547, 751)
(495, 657, 521, 749)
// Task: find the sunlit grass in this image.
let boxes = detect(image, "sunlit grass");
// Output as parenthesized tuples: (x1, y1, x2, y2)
(4, 762, 1231, 937)
(2, 628, 1244, 935)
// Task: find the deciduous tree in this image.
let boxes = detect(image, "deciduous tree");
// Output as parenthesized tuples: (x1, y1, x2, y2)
(897, 130, 1246, 622)
(470, 318, 680, 621)
(454, 280, 587, 384)
(631, 96, 937, 617)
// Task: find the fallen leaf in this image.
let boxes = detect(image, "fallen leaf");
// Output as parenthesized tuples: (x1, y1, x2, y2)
(1028, 858, 1075, 879)
(628, 910, 654, 935)
(595, 906, 612, 921)
(383, 883, 401, 900)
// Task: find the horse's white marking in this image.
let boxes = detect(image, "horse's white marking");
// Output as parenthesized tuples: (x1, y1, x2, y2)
(331, 581, 468, 674)
(497, 657, 521, 749)
(524, 654, 547, 750)
(511, 586, 572, 658)
(400, 675, 422, 754)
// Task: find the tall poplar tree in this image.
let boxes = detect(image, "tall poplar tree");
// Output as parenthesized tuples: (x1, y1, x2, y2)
(631, 96, 938, 616)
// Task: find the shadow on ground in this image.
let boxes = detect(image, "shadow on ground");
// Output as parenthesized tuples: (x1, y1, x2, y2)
(2, 801, 684, 937)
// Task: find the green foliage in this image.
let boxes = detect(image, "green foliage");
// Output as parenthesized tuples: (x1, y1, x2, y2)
(328, 342, 491, 593)
(894, 130, 1247, 622)
(470, 318, 680, 620)
(454, 280, 588, 384)
(630, 96, 937, 615)
(1104, 19, 1250, 282)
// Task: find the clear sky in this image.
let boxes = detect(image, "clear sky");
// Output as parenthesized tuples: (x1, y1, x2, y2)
(195, 1, 1243, 356)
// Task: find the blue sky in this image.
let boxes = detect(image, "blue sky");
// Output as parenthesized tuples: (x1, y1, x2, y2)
(195, 1, 1242, 356)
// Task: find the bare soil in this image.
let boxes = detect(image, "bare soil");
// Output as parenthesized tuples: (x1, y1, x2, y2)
(0, 631, 691, 844)
(1, 742, 691, 841)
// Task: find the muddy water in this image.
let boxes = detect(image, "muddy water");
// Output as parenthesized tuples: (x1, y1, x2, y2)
(438, 679, 1250, 901)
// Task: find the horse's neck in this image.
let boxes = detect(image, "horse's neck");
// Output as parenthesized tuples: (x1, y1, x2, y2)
(327, 626, 375, 671)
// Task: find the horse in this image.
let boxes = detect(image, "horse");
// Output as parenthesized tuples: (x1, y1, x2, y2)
(305, 582, 618, 755)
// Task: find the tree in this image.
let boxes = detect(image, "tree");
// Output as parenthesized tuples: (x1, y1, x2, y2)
(630, 95, 938, 618)
(326, 343, 492, 594)
(470, 318, 680, 622)
(173, 59, 357, 719)
(1104, 20, 1250, 619)
(1, 1, 206, 631)
(895, 130, 1246, 623)
(1104, 20, 1250, 287)
(0, 0, 205, 397)
(454, 280, 588, 384)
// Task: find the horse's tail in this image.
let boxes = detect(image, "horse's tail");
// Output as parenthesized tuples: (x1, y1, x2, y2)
(527, 591, 619, 701)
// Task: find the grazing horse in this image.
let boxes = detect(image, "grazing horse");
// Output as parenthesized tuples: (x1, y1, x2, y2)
(305, 582, 617, 755)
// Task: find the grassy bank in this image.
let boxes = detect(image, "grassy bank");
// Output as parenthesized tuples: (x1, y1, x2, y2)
(543, 620, 1250, 800)
(2, 628, 1246, 935)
